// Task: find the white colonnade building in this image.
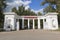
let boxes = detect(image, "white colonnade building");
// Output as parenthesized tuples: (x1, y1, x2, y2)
(4, 12, 58, 31)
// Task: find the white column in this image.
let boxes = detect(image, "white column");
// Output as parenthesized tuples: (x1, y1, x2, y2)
(28, 19, 30, 29)
(22, 18, 24, 29)
(33, 19, 35, 29)
(4, 16, 7, 30)
(16, 19, 19, 31)
(38, 18, 40, 29)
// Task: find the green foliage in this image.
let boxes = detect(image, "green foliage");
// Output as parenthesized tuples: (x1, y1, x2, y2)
(37, 12, 42, 16)
(41, 0, 60, 12)
(12, 5, 37, 16)
(41, 0, 56, 5)
(12, 7, 18, 13)
(0, 0, 6, 28)
(0, 0, 6, 12)
(41, 0, 60, 25)
(43, 5, 56, 13)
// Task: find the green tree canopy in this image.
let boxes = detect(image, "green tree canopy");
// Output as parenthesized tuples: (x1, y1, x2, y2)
(0, 0, 6, 28)
(12, 5, 37, 16)
(37, 12, 42, 16)
(41, 0, 60, 13)
(43, 5, 56, 13)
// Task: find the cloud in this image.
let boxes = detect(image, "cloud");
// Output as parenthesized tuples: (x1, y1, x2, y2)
(23, 1, 31, 6)
(31, 8, 44, 14)
(5, 0, 31, 11)
(5, 0, 43, 14)
(6, 0, 31, 6)
(25, 5, 30, 10)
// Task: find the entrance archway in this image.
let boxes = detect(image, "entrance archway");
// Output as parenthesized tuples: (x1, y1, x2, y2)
(4, 12, 58, 31)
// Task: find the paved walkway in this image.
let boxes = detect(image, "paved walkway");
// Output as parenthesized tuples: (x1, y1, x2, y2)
(0, 30, 60, 40)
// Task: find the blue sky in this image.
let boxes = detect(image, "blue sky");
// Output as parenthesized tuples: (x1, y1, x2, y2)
(29, 0, 44, 10)
(5, 0, 48, 13)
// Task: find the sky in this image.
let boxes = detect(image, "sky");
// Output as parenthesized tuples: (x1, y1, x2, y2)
(5, 0, 48, 13)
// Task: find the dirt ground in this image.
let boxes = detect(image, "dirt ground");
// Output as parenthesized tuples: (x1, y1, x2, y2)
(0, 29, 60, 40)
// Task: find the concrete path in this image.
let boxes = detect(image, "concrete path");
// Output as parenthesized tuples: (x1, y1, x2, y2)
(0, 30, 60, 40)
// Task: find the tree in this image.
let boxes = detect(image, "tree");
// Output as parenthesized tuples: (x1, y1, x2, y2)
(0, 0, 6, 28)
(41, 0, 60, 12)
(41, 0, 60, 26)
(43, 5, 56, 14)
(12, 7, 18, 13)
(12, 6, 36, 16)
(37, 12, 42, 16)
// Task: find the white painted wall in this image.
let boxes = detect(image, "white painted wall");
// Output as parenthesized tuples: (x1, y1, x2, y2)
(4, 12, 58, 31)
(4, 12, 16, 31)
(44, 13, 58, 30)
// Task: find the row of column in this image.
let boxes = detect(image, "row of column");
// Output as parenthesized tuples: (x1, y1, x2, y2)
(16, 18, 41, 31)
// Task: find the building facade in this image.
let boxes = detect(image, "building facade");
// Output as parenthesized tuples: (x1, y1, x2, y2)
(4, 12, 58, 31)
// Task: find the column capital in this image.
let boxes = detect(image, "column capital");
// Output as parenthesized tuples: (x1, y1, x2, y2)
(22, 18, 24, 19)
